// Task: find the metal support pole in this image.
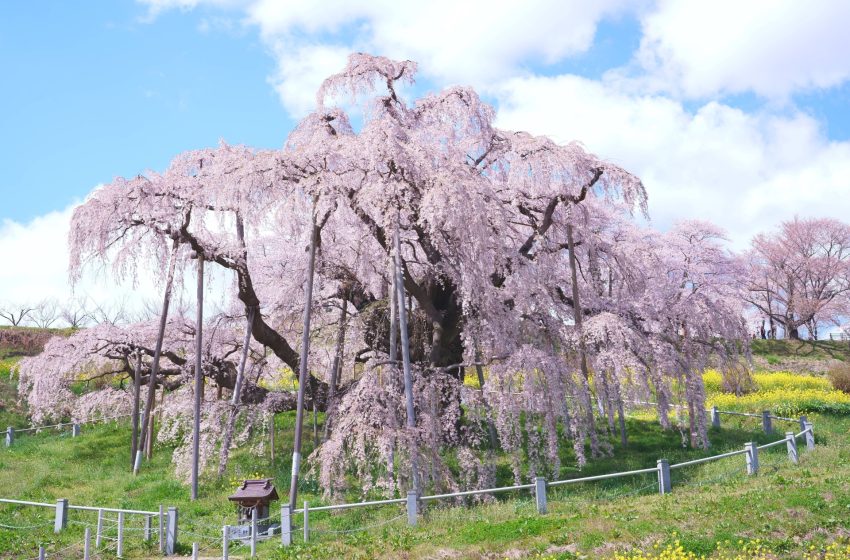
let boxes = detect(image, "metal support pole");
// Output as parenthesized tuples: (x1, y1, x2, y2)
(281, 505, 292, 546)
(191, 254, 204, 502)
(223, 525, 230, 560)
(117, 512, 124, 558)
(745, 442, 759, 475)
(72, 423, 81, 437)
(786, 431, 798, 464)
(84, 527, 91, 560)
(192, 542, 198, 560)
(762, 410, 773, 434)
(158, 505, 165, 554)
(96, 509, 103, 547)
(5, 426, 12, 447)
(250, 507, 258, 558)
(711, 406, 720, 429)
(534, 477, 548, 514)
(303, 501, 310, 543)
(54, 499, 68, 533)
(406, 491, 418, 526)
(166, 506, 178, 555)
(804, 422, 815, 451)
(657, 459, 671, 494)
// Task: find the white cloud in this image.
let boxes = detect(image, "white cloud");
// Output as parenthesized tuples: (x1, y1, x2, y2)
(494, 74, 850, 247)
(0, 204, 157, 311)
(266, 43, 351, 116)
(623, 0, 850, 98)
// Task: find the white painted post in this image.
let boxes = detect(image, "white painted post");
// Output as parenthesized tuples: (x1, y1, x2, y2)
(96, 508, 103, 547)
(406, 491, 418, 526)
(657, 459, 671, 494)
(158, 505, 165, 554)
(144, 515, 152, 542)
(192, 542, 199, 560)
(745, 442, 759, 475)
(84, 527, 91, 560)
(711, 406, 720, 429)
(804, 421, 815, 451)
(72, 423, 81, 437)
(54, 499, 68, 533)
(5, 426, 13, 447)
(786, 431, 798, 464)
(117, 512, 124, 558)
(250, 507, 258, 558)
(303, 501, 309, 543)
(799, 415, 808, 433)
(762, 411, 773, 434)
(223, 525, 230, 560)
(534, 477, 548, 514)
(166, 506, 178, 555)
(281, 505, 292, 546)
(38, 546, 45, 560)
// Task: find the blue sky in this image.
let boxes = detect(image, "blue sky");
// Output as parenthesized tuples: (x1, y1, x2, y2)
(1, 0, 850, 305)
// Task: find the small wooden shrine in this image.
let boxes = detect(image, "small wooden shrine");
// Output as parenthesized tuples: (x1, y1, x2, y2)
(228, 479, 279, 523)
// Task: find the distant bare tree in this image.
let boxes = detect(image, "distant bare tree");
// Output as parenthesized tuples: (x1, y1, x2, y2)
(32, 299, 61, 328)
(90, 297, 129, 325)
(0, 302, 35, 326)
(60, 297, 92, 328)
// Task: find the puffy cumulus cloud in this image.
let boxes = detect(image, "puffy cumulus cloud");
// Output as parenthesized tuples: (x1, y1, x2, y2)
(266, 43, 351, 116)
(0, 201, 234, 324)
(140, 0, 630, 103)
(494, 74, 850, 248)
(623, 0, 850, 99)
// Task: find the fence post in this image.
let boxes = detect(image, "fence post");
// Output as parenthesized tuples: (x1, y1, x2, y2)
(158, 505, 165, 554)
(799, 415, 808, 433)
(192, 542, 198, 560)
(38, 546, 45, 560)
(745, 442, 759, 475)
(84, 527, 91, 560)
(534, 477, 548, 514)
(281, 505, 292, 546)
(144, 515, 152, 542)
(5, 426, 12, 447)
(117, 512, 124, 558)
(96, 508, 103, 547)
(762, 411, 773, 434)
(406, 491, 418, 526)
(303, 501, 310, 543)
(54, 499, 68, 533)
(711, 406, 720, 429)
(223, 525, 230, 560)
(804, 422, 815, 451)
(657, 459, 671, 495)
(166, 506, 178, 555)
(786, 431, 798, 464)
(250, 507, 258, 558)
(72, 423, 81, 437)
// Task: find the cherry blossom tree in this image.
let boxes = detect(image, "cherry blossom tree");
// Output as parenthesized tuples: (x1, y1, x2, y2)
(38, 53, 749, 494)
(746, 217, 850, 339)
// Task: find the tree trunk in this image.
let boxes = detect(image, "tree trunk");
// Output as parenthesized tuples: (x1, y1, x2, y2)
(288, 210, 319, 510)
(134, 238, 179, 474)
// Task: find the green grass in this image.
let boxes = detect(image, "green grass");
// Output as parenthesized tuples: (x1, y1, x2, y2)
(750, 339, 850, 362)
(1, 357, 849, 558)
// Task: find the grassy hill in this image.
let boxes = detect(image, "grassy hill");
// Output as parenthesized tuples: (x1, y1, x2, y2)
(1, 356, 849, 559)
